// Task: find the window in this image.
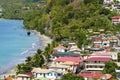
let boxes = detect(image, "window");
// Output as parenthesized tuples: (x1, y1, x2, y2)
(100, 66, 103, 68)
(54, 73, 56, 76)
(39, 73, 42, 75)
(50, 73, 52, 76)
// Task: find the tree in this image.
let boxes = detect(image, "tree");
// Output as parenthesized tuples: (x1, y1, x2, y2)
(16, 49, 45, 74)
(102, 61, 118, 78)
(32, 53, 44, 67)
(118, 52, 120, 62)
(61, 73, 84, 80)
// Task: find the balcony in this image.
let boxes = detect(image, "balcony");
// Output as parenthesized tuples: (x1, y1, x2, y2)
(85, 63, 105, 66)
(85, 67, 104, 71)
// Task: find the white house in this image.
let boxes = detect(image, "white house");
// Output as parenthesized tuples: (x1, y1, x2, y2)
(53, 45, 66, 53)
(31, 68, 62, 80)
(16, 73, 34, 80)
(104, 0, 114, 4)
(48, 63, 70, 73)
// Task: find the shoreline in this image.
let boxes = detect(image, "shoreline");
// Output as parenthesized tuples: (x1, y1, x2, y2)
(0, 30, 52, 79)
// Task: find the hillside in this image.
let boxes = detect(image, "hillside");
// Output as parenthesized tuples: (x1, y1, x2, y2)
(24, 0, 120, 48)
(0, 0, 45, 19)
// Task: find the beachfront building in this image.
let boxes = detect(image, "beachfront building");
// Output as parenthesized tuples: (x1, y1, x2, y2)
(16, 73, 34, 80)
(31, 68, 61, 80)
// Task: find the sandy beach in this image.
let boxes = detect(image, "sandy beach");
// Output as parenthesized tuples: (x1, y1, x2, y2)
(0, 30, 52, 79)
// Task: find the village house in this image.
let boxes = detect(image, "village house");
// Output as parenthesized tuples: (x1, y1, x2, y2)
(68, 42, 76, 48)
(78, 71, 103, 80)
(5, 77, 13, 80)
(54, 56, 83, 73)
(112, 3, 120, 10)
(16, 72, 34, 80)
(84, 52, 111, 71)
(104, 0, 114, 4)
(112, 16, 120, 24)
(53, 45, 66, 54)
(78, 71, 114, 80)
(91, 35, 103, 48)
(48, 63, 70, 74)
(108, 36, 118, 47)
(31, 68, 61, 80)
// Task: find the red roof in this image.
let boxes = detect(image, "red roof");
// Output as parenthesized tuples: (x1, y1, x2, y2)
(55, 56, 82, 63)
(25, 72, 34, 77)
(54, 46, 66, 49)
(112, 16, 120, 19)
(79, 72, 103, 78)
(5, 77, 13, 80)
(85, 57, 110, 61)
(92, 36, 102, 41)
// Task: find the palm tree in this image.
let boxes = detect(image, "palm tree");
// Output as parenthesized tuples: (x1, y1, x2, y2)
(25, 56, 32, 62)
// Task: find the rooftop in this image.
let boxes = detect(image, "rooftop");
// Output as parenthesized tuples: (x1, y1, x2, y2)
(17, 72, 34, 78)
(112, 16, 120, 19)
(49, 63, 70, 68)
(85, 57, 111, 61)
(32, 68, 57, 73)
(5, 77, 13, 80)
(54, 45, 66, 49)
(55, 56, 82, 63)
(79, 71, 102, 78)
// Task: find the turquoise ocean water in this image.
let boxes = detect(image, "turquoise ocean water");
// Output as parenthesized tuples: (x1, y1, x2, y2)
(0, 20, 40, 73)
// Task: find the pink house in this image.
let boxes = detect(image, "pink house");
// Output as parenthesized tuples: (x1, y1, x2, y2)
(55, 56, 83, 73)
(112, 16, 120, 24)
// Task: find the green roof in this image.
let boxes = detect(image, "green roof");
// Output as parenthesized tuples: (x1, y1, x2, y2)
(58, 51, 72, 55)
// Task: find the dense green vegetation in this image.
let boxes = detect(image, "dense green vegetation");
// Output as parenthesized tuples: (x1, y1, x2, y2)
(118, 52, 120, 62)
(0, 0, 45, 19)
(61, 73, 84, 80)
(23, 0, 119, 48)
(102, 61, 118, 78)
(1, 0, 120, 47)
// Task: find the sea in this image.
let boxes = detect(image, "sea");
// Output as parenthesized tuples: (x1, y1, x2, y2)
(0, 20, 41, 74)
